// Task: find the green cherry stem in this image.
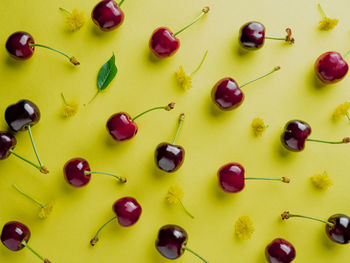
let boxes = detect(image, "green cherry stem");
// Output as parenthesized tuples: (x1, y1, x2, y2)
(178, 198, 194, 219)
(265, 28, 294, 43)
(281, 211, 334, 227)
(173, 7, 210, 37)
(84, 171, 127, 183)
(172, 113, 185, 144)
(190, 50, 208, 77)
(26, 126, 49, 174)
(240, 66, 280, 88)
(21, 240, 51, 263)
(90, 216, 117, 246)
(29, 43, 80, 66)
(306, 137, 350, 144)
(183, 246, 209, 263)
(8, 149, 47, 173)
(118, 0, 125, 7)
(132, 102, 175, 122)
(343, 49, 350, 58)
(12, 184, 45, 208)
(245, 176, 290, 183)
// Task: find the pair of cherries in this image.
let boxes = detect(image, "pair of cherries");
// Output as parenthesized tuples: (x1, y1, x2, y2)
(0, 100, 48, 174)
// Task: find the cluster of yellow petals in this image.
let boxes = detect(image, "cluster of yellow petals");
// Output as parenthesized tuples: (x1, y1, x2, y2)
(310, 172, 333, 190)
(251, 118, 268, 136)
(235, 216, 255, 240)
(165, 185, 184, 204)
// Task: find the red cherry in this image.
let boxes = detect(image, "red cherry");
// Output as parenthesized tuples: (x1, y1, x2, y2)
(265, 238, 296, 263)
(315, 52, 349, 84)
(0, 132, 16, 160)
(92, 0, 125, 31)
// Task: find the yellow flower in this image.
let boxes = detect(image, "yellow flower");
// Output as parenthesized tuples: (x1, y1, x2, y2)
(38, 201, 54, 219)
(175, 66, 192, 90)
(166, 185, 184, 204)
(61, 8, 85, 31)
(251, 117, 267, 136)
(318, 4, 338, 31)
(311, 172, 333, 190)
(61, 93, 79, 117)
(235, 216, 254, 240)
(333, 102, 350, 120)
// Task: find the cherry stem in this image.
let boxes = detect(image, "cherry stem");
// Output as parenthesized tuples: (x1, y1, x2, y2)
(245, 176, 290, 183)
(118, 0, 125, 7)
(173, 7, 210, 37)
(21, 241, 49, 262)
(90, 216, 117, 246)
(29, 43, 80, 66)
(26, 125, 43, 167)
(84, 171, 127, 183)
(240, 66, 280, 88)
(190, 50, 208, 77)
(266, 28, 294, 44)
(265, 36, 285, 41)
(173, 113, 185, 144)
(132, 102, 175, 122)
(318, 3, 327, 18)
(178, 199, 194, 219)
(343, 49, 350, 58)
(12, 184, 44, 208)
(306, 138, 350, 144)
(282, 211, 333, 227)
(183, 246, 209, 263)
(8, 149, 45, 173)
(59, 7, 71, 15)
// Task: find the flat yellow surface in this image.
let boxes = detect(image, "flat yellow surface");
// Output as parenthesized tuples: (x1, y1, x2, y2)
(1, 0, 350, 262)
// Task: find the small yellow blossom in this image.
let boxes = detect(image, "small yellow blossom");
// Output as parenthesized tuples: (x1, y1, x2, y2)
(318, 4, 338, 31)
(333, 102, 350, 120)
(61, 8, 85, 31)
(235, 216, 254, 240)
(251, 117, 268, 136)
(311, 171, 333, 190)
(38, 201, 54, 219)
(61, 93, 79, 117)
(166, 185, 184, 204)
(175, 66, 192, 90)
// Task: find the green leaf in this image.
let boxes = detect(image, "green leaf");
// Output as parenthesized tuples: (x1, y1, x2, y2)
(97, 54, 117, 91)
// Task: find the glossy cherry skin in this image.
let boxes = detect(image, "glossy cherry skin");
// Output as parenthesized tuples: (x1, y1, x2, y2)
(326, 214, 350, 244)
(156, 225, 187, 260)
(315, 52, 349, 84)
(155, 143, 185, 172)
(5, 100, 40, 132)
(281, 120, 311, 152)
(239, 22, 265, 50)
(217, 162, 245, 193)
(0, 132, 16, 160)
(6, 32, 35, 60)
(149, 27, 180, 58)
(92, 0, 124, 31)
(1, 221, 30, 251)
(265, 238, 296, 263)
(63, 158, 91, 187)
(211, 78, 244, 110)
(113, 197, 142, 227)
(106, 112, 138, 141)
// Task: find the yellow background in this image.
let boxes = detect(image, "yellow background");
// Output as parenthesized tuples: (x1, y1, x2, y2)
(0, 0, 350, 262)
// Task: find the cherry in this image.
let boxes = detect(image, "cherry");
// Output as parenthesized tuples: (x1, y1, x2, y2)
(149, 7, 209, 58)
(282, 212, 350, 245)
(5, 100, 48, 173)
(212, 66, 280, 110)
(315, 51, 349, 84)
(265, 238, 296, 263)
(281, 120, 350, 152)
(217, 162, 289, 193)
(1, 221, 51, 262)
(239, 22, 294, 50)
(90, 197, 142, 246)
(92, 0, 125, 31)
(107, 102, 174, 141)
(155, 113, 185, 172)
(63, 157, 126, 187)
(155, 224, 209, 262)
(6, 31, 79, 65)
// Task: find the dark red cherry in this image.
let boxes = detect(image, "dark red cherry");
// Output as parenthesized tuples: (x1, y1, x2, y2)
(265, 238, 296, 263)
(315, 52, 349, 84)
(211, 78, 244, 110)
(106, 112, 138, 141)
(239, 22, 265, 50)
(5, 100, 40, 132)
(92, 0, 124, 31)
(326, 214, 350, 244)
(155, 143, 185, 172)
(63, 158, 91, 187)
(281, 120, 311, 152)
(113, 197, 142, 227)
(217, 163, 245, 193)
(156, 224, 187, 259)
(0, 132, 16, 160)
(1, 221, 30, 251)
(149, 28, 180, 58)
(6, 32, 35, 60)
